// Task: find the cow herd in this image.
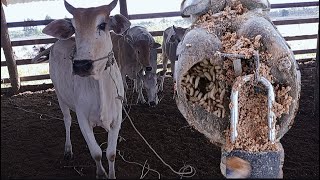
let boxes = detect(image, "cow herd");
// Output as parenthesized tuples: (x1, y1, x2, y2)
(112, 25, 187, 107)
(30, 0, 189, 178)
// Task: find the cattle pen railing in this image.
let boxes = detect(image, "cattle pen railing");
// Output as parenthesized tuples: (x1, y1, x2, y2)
(1, 1, 319, 95)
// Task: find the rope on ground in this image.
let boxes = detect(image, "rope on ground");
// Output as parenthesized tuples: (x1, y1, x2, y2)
(110, 66, 196, 178)
(117, 150, 161, 179)
(63, 165, 95, 176)
(99, 142, 161, 179)
(122, 83, 135, 123)
(122, 107, 197, 178)
(158, 91, 165, 104)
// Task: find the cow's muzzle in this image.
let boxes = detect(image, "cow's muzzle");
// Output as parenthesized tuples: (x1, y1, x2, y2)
(73, 60, 93, 77)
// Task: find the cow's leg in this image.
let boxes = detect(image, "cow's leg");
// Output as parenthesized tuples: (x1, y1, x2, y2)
(121, 74, 128, 104)
(77, 114, 107, 179)
(137, 85, 146, 104)
(159, 53, 168, 91)
(106, 119, 121, 179)
(171, 59, 176, 79)
(122, 74, 128, 90)
(170, 59, 177, 99)
(136, 73, 146, 104)
(134, 69, 144, 93)
(133, 79, 138, 93)
(56, 92, 73, 160)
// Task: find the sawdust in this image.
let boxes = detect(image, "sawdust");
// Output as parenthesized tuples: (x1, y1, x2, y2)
(220, 32, 292, 152)
(273, 85, 293, 118)
(193, 2, 248, 36)
(221, 32, 256, 59)
(224, 82, 279, 152)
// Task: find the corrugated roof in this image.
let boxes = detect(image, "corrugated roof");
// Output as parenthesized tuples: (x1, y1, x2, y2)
(3, 0, 57, 6)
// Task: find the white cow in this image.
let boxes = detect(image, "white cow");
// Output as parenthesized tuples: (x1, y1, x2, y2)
(32, 0, 131, 179)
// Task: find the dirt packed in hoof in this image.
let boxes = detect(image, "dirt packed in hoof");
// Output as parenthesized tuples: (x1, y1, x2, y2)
(186, 0, 294, 153)
(1, 62, 318, 178)
(194, 1, 247, 36)
(220, 31, 293, 153)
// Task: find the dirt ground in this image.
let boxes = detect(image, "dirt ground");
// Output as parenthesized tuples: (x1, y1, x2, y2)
(1, 62, 319, 179)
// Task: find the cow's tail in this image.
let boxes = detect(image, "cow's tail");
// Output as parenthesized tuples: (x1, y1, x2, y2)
(31, 44, 53, 64)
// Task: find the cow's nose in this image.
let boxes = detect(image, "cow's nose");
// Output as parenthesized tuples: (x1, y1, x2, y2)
(73, 60, 93, 76)
(146, 66, 152, 72)
(149, 101, 156, 107)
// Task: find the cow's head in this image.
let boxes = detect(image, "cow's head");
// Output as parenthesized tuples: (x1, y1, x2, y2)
(142, 71, 162, 107)
(124, 34, 161, 72)
(42, 0, 131, 79)
(169, 25, 187, 44)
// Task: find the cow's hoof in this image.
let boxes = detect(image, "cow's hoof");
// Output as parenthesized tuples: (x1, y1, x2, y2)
(149, 101, 156, 107)
(136, 99, 146, 105)
(96, 172, 108, 179)
(64, 151, 74, 161)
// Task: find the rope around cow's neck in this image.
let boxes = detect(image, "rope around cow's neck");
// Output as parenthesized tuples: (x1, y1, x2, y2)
(69, 46, 115, 70)
(108, 67, 196, 178)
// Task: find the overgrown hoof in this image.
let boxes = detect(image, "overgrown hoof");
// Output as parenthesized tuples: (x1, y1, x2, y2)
(64, 151, 74, 161)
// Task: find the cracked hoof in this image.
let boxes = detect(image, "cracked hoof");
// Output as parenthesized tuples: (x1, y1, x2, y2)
(64, 151, 74, 161)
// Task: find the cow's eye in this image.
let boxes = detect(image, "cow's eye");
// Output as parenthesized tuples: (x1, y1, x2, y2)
(98, 22, 107, 31)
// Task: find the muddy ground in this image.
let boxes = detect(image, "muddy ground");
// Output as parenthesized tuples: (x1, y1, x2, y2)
(1, 62, 319, 179)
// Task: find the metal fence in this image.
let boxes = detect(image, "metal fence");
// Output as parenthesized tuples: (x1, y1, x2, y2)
(1, 1, 319, 93)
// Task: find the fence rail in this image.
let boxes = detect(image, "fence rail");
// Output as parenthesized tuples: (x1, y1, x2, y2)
(0, 48, 317, 67)
(7, 33, 319, 47)
(5, 1, 320, 27)
(1, 1, 319, 93)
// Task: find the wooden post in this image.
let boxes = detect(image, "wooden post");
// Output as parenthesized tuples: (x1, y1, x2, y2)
(315, 26, 319, 118)
(119, 0, 128, 18)
(1, 3, 20, 93)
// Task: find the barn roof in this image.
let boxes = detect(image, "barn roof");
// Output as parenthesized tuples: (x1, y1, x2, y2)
(2, 0, 57, 6)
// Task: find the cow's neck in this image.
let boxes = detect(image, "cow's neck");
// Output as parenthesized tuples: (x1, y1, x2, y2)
(98, 75, 108, 124)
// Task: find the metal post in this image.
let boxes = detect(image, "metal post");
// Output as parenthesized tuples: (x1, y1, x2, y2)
(1, 3, 20, 93)
(119, 0, 128, 18)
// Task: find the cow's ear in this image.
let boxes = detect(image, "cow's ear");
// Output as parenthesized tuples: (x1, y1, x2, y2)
(172, 25, 177, 32)
(109, 14, 131, 35)
(42, 19, 74, 40)
(152, 42, 161, 49)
